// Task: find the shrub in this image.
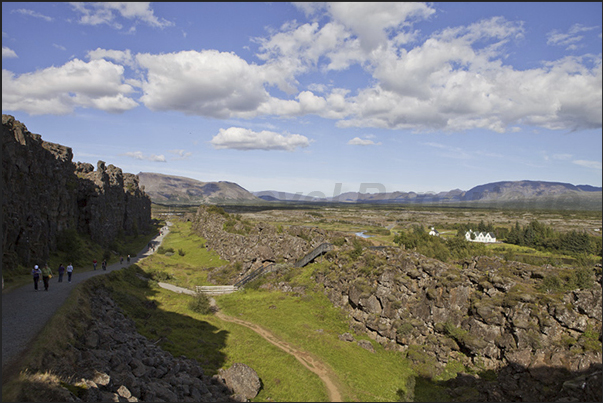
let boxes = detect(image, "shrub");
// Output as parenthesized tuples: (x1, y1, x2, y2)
(156, 246, 174, 255)
(188, 291, 213, 314)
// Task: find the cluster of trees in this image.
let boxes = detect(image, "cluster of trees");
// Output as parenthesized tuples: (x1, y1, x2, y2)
(393, 225, 488, 262)
(505, 220, 602, 257)
(393, 220, 602, 265)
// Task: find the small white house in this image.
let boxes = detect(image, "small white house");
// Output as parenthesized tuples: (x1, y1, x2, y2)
(465, 229, 496, 243)
(428, 227, 440, 236)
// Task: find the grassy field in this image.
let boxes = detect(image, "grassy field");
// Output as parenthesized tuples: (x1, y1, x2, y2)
(129, 220, 418, 401)
(5, 203, 600, 401)
(136, 220, 228, 288)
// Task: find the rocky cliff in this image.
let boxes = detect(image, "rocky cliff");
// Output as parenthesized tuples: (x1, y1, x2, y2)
(191, 209, 601, 401)
(2, 114, 151, 269)
(313, 243, 602, 401)
(190, 206, 330, 274)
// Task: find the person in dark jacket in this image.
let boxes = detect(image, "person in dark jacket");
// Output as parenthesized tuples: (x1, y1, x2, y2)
(32, 265, 41, 291)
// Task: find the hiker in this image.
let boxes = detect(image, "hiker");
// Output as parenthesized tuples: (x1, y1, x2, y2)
(32, 265, 41, 291)
(66, 263, 74, 283)
(120, 256, 124, 265)
(57, 263, 65, 282)
(102, 259, 107, 271)
(93, 259, 97, 271)
(127, 254, 130, 263)
(41, 263, 53, 291)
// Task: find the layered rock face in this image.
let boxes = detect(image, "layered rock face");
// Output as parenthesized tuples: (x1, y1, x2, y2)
(2, 114, 151, 268)
(191, 206, 329, 273)
(314, 246, 602, 401)
(34, 283, 240, 402)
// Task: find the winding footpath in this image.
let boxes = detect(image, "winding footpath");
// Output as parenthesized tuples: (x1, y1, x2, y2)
(3, 222, 343, 402)
(156, 282, 343, 402)
(2, 223, 171, 375)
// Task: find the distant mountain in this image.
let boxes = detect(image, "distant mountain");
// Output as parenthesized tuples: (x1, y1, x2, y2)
(254, 180, 601, 210)
(254, 190, 327, 202)
(138, 172, 260, 205)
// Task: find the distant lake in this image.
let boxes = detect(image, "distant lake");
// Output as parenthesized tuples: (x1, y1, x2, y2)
(355, 231, 372, 238)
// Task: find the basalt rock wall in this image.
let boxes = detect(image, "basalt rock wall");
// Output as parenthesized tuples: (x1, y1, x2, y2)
(2, 114, 151, 269)
(191, 206, 330, 274)
(313, 245, 602, 401)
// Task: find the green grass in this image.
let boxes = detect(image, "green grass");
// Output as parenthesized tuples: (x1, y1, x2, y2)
(216, 288, 415, 402)
(108, 266, 329, 402)
(137, 221, 228, 288)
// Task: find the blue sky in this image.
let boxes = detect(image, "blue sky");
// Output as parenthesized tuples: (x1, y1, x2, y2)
(3, 2, 601, 197)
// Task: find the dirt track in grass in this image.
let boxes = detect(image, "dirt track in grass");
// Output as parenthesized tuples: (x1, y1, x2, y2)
(213, 309, 343, 402)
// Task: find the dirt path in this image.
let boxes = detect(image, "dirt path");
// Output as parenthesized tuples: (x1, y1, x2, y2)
(214, 310, 343, 402)
(156, 281, 343, 402)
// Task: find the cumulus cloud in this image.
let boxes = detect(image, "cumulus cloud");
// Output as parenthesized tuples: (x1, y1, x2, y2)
(169, 149, 193, 160)
(348, 137, 381, 146)
(70, 2, 172, 29)
(327, 2, 435, 51)
(137, 50, 270, 118)
(87, 48, 137, 69)
(2, 58, 138, 115)
(2, 47, 18, 59)
(2, 4, 601, 135)
(210, 127, 311, 151)
(123, 151, 166, 162)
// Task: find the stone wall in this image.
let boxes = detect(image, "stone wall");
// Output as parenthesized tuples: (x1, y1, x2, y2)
(2, 114, 151, 269)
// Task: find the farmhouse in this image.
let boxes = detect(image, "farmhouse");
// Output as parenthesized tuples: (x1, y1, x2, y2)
(428, 227, 440, 236)
(465, 229, 496, 243)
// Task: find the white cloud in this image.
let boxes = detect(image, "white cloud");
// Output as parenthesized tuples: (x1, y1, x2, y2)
(547, 24, 598, 50)
(348, 137, 381, 146)
(327, 2, 435, 51)
(123, 151, 166, 162)
(573, 160, 602, 170)
(11, 8, 53, 22)
(2, 47, 17, 59)
(70, 2, 172, 29)
(2, 58, 138, 115)
(169, 149, 193, 160)
(210, 127, 312, 151)
(137, 50, 271, 118)
(87, 48, 137, 69)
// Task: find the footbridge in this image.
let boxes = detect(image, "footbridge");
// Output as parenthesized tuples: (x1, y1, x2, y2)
(195, 285, 238, 295)
(233, 243, 334, 288)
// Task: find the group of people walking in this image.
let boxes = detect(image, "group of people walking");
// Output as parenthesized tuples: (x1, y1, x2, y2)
(31, 263, 73, 291)
(32, 254, 132, 292)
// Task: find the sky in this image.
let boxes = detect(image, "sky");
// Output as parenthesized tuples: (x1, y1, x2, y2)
(2, 2, 602, 197)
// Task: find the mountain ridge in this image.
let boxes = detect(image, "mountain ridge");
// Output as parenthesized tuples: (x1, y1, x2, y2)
(137, 172, 260, 205)
(138, 172, 601, 210)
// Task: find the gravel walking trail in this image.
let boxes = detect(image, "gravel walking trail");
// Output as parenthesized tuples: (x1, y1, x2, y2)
(1, 223, 171, 376)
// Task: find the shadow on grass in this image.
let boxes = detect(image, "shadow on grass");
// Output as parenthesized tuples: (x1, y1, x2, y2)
(396, 362, 602, 402)
(106, 265, 230, 376)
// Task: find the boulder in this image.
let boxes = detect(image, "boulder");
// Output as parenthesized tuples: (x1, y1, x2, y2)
(218, 363, 262, 400)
